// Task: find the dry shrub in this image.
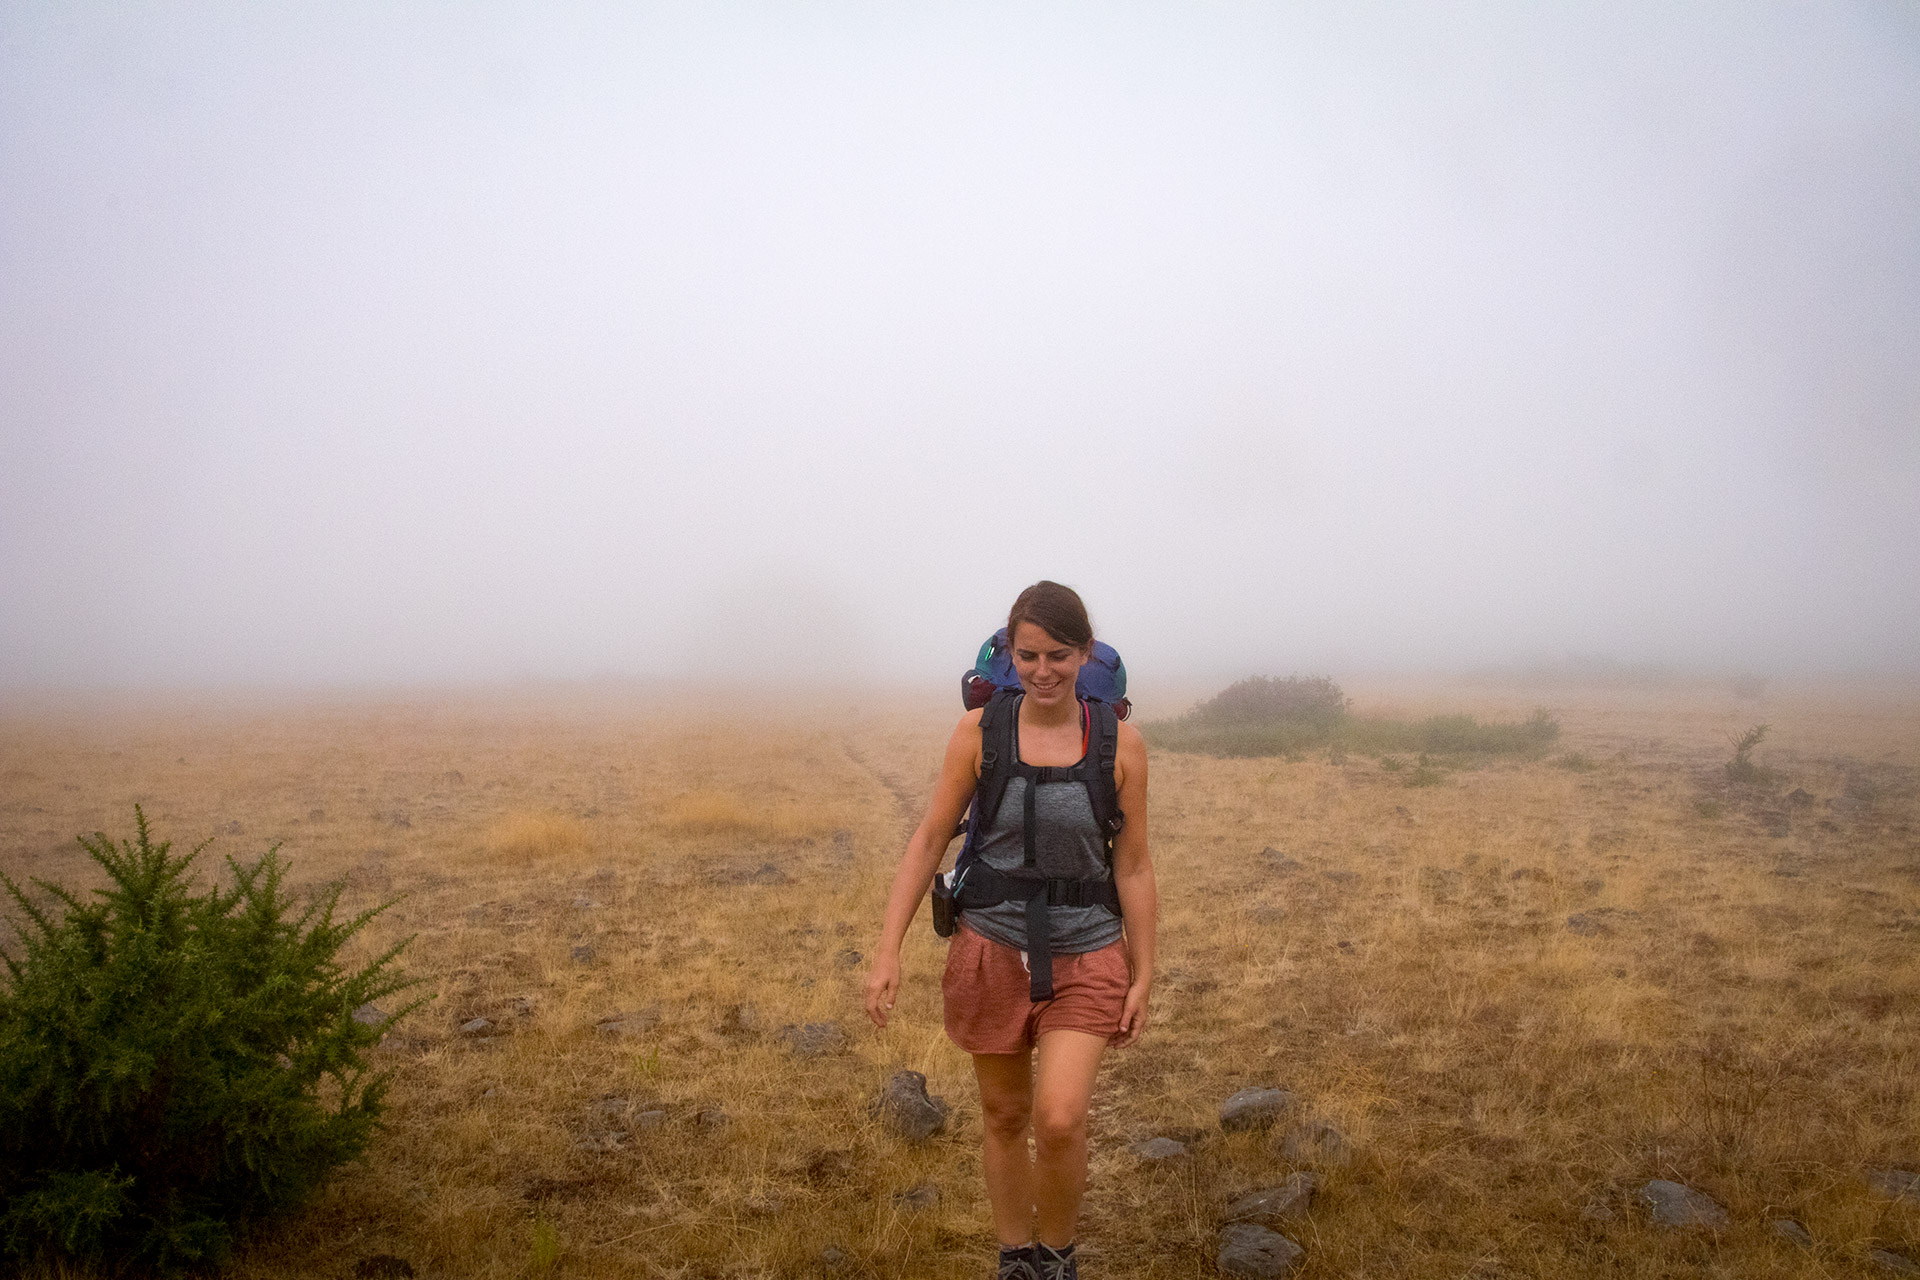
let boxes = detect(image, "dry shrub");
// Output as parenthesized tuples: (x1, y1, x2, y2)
(485, 811, 590, 862)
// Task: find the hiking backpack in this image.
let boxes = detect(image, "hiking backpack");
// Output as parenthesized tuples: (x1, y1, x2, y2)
(934, 631, 1131, 1001)
(960, 627, 1131, 722)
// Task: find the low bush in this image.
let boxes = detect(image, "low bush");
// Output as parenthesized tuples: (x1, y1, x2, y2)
(1144, 677, 1559, 761)
(0, 808, 419, 1274)
(1724, 724, 1773, 787)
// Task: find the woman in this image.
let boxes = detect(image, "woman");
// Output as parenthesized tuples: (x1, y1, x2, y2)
(865, 581, 1157, 1280)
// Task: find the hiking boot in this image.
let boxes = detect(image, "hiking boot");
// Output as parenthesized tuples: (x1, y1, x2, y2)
(996, 1244, 1038, 1280)
(1033, 1242, 1078, 1280)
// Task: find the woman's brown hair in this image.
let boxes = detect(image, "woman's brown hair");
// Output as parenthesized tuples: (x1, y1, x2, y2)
(1007, 580, 1093, 651)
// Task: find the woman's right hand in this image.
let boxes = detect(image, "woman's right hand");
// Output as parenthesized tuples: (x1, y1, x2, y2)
(864, 952, 902, 1028)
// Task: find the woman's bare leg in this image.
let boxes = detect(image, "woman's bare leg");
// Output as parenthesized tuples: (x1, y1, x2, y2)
(972, 1051, 1036, 1247)
(1030, 1029, 1107, 1249)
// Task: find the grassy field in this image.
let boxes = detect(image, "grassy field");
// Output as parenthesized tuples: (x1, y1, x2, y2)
(1, 678, 1916, 1279)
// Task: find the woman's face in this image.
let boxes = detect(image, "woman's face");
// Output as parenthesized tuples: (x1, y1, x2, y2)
(1009, 621, 1088, 711)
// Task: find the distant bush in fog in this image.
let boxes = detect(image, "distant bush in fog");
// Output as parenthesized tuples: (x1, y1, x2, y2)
(1146, 677, 1559, 761)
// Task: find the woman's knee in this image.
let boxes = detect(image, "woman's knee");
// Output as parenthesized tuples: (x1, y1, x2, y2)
(1031, 1101, 1087, 1150)
(979, 1093, 1032, 1140)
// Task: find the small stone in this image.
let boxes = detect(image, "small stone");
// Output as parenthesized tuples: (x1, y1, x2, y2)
(634, 1109, 666, 1129)
(837, 948, 863, 967)
(458, 1017, 493, 1037)
(352, 1003, 387, 1027)
(1869, 1169, 1920, 1203)
(1278, 1122, 1351, 1167)
(353, 1256, 416, 1280)
(695, 1107, 728, 1130)
(586, 1095, 630, 1121)
(1873, 1250, 1920, 1276)
(1220, 1087, 1296, 1133)
(1131, 1137, 1188, 1161)
(569, 944, 595, 965)
(596, 1008, 661, 1037)
(778, 1021, 847, 1057)
(573, 1131, 626, 1152)
(1224, 1173, 1320, 1225)
(892, 1183, 939, 1211)
(481, 1087, 498, 1099)
(1217, 1222, 1304, 1277)
(1261, 847, 1303, 873)
(1769, 1218, 1813, 1248)
(719, 1002, 760, 1036)
(820, 1244, 849, 1268)
(743, 1194, 783, 1215)
(1638, 1179, 1728, 1229)
(873, 1070, 950, 1141)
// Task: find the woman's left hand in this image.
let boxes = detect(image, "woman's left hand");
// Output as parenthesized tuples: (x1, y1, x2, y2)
(1115, 981, 1151, 1047)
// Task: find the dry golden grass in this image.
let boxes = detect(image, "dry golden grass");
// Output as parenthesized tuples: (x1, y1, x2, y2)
(0, 678, 1916, 1278)
(489, 811, 594, 863)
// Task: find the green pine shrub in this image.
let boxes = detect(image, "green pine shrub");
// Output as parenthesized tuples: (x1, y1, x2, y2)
(0, 808, 420, 1274)
(1724, 724, 1773, 786)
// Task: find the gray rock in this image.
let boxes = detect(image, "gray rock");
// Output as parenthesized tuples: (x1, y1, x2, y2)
(1217, 1222, 1304, 1277)
(778, 1021, 847, 1057)
(1224, 1173, 1320, 1225)
(596, 1007, 661, 1037)
(893, 1183, 940, 1211)
(1769, 1218, 1814, 1249)
(635, 1109, 666, 1130)
(836, 948, 863, 967)
(569, 944, 595, 965)
(458, 1017, 493, 1037)
(1278, 1122, 1351, 1167)
(1132, 1137, 1189, 1161)
(352, 1003, 387, 1027)
(1869, 1169, 1920, 1203)
(719, 1002, 761, 1036)
(695, 1107, 729, 1130)
(1261, 847, 1303, 874)
(1638, 1179, 1728, 1229)
(820, 1245, 849, 1269)
(1873, 1250, 1920, 1276)
(1221, 1087, 1296, 1133)
(586, 1095, 630, 1122)
(873, 1070, 950, 1141)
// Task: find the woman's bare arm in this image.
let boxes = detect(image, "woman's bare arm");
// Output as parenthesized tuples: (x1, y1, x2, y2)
(1110, 719, 1156, 1045)
(864, 710, 984, 1028)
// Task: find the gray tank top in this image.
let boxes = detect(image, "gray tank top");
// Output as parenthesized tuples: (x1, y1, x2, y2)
(961, 726, 1124, 954)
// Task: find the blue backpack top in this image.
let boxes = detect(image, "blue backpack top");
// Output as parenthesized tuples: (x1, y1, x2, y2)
(959, 627, 1130, 720)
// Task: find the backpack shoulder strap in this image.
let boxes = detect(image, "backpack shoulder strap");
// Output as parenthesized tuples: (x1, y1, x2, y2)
(1084, 698, 1124, 852)
(972, 687, 1022, 836)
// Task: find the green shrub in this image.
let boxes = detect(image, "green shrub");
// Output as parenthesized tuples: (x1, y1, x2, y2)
(1143, 674, 1560, 761)
(1724, 724, 1773, 786)
(0, 808, 419, 1274)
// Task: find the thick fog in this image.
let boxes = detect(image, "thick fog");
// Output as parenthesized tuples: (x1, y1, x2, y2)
(2, 2, 1916, 690)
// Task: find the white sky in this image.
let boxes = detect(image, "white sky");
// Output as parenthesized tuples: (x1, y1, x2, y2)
(2, 1, 1916, 689)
